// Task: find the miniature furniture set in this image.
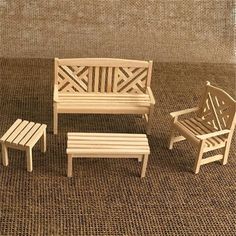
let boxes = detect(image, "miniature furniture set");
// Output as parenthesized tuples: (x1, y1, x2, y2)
(169, 82, 236, 173)
(0, 119, 47, 172)
(1, 58, 236, 176)
(66, 132, 150, 177)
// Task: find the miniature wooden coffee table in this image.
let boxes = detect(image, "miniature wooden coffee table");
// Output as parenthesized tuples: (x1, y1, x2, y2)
(66, 132, 150, 178)
(0, 119, 47, 172)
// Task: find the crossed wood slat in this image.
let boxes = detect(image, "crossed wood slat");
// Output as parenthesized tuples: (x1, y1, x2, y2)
(57, 66, 148, 94)
(200, 92, 232, 130)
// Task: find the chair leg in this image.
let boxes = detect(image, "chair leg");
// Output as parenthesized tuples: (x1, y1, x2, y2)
(1, 143, 9, 166)
(41, 129, 47, 153)
(168, 117, 178, 149)
(146, 105, 154, 135)
(141, 154, 149, 178)
(168, 128, 175, 150)
(26, 147, 33, 172)
(222, 141, 231, 165)
(53, 103, 58, 135)
(193, 141, 205, 174)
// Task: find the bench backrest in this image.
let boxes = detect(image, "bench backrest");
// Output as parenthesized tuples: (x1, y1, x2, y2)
(197, 82, 236, 130)
(55, 58, 153, 94)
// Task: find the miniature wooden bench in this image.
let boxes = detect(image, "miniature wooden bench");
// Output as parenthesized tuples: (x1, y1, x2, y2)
(53, 58, 155, 134)
(0, 119, 47, 172)
(66, 132, 150, 178)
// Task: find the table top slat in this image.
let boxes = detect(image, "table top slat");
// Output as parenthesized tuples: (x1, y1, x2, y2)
(0, 119, 22, 142)
(6, 120, 29, 143)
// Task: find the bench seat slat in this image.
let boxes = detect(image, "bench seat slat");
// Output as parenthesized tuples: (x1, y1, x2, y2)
(58, 93, 150, 100)
(58, 98, 150, 102)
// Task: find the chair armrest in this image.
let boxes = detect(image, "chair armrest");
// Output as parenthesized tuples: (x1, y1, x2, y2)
(146, 87, 155, 104)
(170, 107, 199, 118)
(196, 129, 231, 140)
(54, 84, 58, 102)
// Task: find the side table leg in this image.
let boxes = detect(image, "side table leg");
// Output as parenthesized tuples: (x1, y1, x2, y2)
(1, 143, 9, 166)
(26, 147, 33, 172)
(67, 155, 73, 177)
(141, 154, 149, 178)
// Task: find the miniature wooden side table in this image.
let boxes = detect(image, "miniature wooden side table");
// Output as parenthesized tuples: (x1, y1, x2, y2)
(66, 132, 150, 178)
(0, 119, 47, 172)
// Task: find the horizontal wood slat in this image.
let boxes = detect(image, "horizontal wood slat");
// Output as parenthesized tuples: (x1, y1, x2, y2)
(0, 119, 22, 142)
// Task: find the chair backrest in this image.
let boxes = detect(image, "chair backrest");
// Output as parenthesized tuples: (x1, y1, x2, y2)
(55, 58, 153, 94)
(197, 82, 236, 130)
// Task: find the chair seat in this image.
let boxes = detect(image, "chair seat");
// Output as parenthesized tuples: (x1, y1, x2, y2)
(175, 117, 227, 148)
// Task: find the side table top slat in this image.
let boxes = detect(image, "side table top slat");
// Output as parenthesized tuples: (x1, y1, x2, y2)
(19, 123, 41, 146)
(13, 122, 36, 144)
(0, 119, 22, 142)
(26, 124, 47, 148)
(6, 120, 29, 143)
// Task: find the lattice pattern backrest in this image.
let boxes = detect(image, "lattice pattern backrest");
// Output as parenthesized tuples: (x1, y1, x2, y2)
(55, 58, 151, 94)
(198, 85, 236, 130)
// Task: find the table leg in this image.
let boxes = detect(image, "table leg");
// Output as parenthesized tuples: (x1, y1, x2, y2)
(67, 155, 73, 177)
(26, 147, 33, 172)
(141, 154, 149, 178)
(1, 143, 9, 166)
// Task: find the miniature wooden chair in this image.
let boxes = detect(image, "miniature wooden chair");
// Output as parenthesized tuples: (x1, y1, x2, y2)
(169, 81, 236, 174)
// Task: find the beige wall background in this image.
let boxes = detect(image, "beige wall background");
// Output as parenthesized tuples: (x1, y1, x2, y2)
(0, 0, 235, 63)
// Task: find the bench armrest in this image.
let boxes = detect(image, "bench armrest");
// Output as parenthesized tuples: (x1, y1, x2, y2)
(146, 87, 155, 104)
(170, 107, 199, 118)
(196, 129, 231, 140)
(54, 84, 58, 102)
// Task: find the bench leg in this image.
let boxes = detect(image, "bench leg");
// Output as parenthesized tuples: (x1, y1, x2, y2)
(1, 143, 9, 166)
(146, 104, 154, 135)
(53, 103, 58, 135)
(67, 155, 73, 177)
(26, 147, 33, 172)
(141, 154, 149, 178)
(41, 129, 47, 153)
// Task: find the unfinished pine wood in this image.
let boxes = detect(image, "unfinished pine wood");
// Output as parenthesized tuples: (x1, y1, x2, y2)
(0, 119, 47, 172)
(168, 81, 236, 173)
(66, 132, 150, 178)
(53, 58, 155, 134)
